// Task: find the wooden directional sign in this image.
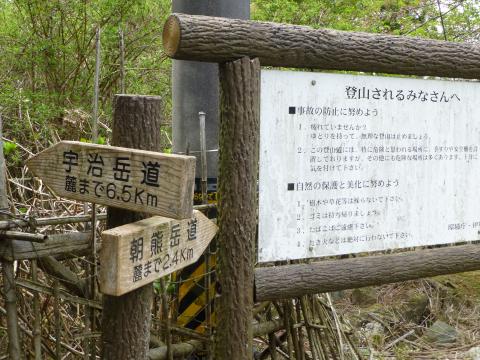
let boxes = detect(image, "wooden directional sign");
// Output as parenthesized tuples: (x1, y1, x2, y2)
(26, 141, 195, 219)
(98, 210, 217, 296)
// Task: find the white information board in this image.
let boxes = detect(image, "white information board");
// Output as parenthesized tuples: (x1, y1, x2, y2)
(259, 70, 480, 262)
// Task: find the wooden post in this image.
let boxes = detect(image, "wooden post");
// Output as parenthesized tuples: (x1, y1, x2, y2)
(163, 13, 480, 79)
(101, 95, 163, 359)
(0, 113, 21, 360)
(215, 57, 260, 359)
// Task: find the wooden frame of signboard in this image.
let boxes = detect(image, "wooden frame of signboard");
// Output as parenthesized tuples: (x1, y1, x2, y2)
(162, 12, 480, 359)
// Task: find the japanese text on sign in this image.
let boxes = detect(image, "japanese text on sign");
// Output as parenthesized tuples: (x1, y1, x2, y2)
(26, 141, 195, 219)
(259, 70, 480, 262)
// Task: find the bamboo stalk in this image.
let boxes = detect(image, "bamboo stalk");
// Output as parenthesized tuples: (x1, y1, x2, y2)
(15, 279, 102, 310)
(0, 203, 213, 230)
(284, 301, 294, 359)
(83, 303, 91, 360)
(160, 278, 173, 360)
(54, 279, 62, 359)
(0, 231, 92, 261)
(2, 261, 21, 359)
(295, 299, 306, 360)
(300, 297, 319, 360)
(0, 306, 56, 358)
(39, 256, 86, 297)
(31, 260, 42, 360)
(267, 306, 278, 360)
(155, 320, 210, 342)
(289, 300, 302, 360)
(0, 213, 108, 230)
(0, 230, 47, 242)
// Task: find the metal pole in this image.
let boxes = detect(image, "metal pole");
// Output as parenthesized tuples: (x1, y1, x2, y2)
(198, 112, 207, 204)
(92, 27, 101, 143)
(172, 0, 250, 183)
(119, 27, 126, 93)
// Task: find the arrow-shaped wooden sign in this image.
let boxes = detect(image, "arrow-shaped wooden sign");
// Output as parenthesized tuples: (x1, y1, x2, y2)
(26, 141, 195, 219)
(98, 210, 217, 296)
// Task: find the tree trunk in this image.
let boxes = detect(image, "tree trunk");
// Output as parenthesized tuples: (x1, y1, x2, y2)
(255, 244, 480, 301)
(215, 57, 260, 359)
(163, 13, 480, 79)
(101, 95, 163, 359)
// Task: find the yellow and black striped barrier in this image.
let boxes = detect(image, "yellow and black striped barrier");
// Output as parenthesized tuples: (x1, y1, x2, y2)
(176, 252, 216, 333)
(175, 180, 217, 333)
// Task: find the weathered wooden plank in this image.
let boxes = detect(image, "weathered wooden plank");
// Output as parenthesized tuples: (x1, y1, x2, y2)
(0, 232, 91, 261)
(255, 244, 480, 301)
(26, 141, 195, 219)
(99, 210, 217, 296)
(163, 13, 480, 79)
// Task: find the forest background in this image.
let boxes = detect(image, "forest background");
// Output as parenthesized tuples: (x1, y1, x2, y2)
(1, 0, 480, 358)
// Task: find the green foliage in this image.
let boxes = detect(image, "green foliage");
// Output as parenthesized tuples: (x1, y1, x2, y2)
(0, 0, 171, 162)
(2, 141, 17, 156)
(152, 278, 175, 295)
(2, 140, 21, 166)
(80, 136, 106, 144)
(251, 0, 480, 38)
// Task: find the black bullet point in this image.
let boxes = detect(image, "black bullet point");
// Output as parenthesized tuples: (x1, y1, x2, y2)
(289, 106, 296, 114)
(287, 183, 294, 191)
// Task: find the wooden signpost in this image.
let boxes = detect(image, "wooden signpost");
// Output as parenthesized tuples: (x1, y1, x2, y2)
(99, 209, 217, 296)
(26, 141, 195, 219)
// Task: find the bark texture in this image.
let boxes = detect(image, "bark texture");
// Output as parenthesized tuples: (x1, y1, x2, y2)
(215, 57, 260, 359)
(101, 95, 163, 360)
(163, 13, 480, 79)
(255, 244, 480, 301)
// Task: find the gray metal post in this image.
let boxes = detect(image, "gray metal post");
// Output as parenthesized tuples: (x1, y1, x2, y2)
(172, 0, 250, 183)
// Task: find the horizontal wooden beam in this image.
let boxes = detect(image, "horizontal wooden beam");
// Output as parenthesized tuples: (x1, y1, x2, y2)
(0, 230, 47, 243)
(148, 340, 203, 360)
(163, 13, 480, 79)
(0, 204, 215, 231)
(0, 232, 91, 261)
(255, 244, 480, 301)
(148, 319, 284, 360)
(39, 256, 87, 297)
(0, 213, 107, 230)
